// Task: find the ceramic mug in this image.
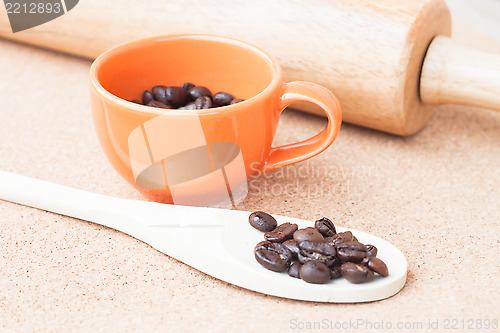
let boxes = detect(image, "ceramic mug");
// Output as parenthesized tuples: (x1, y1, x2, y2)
(89, 35, 342, 206)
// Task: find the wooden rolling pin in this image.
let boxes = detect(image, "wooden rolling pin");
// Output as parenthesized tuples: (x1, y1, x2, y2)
(1, 0, 499, 135)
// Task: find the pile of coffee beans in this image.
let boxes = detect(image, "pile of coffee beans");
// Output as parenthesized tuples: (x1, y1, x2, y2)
(131, 83, 244, 110)
(249, 211, 389, 284)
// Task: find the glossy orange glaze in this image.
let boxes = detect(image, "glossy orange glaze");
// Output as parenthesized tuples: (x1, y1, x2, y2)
(89, 35, 341, 205)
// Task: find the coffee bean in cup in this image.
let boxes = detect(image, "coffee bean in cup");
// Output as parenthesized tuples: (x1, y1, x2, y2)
(131, 83, 244, 110)
(249, 212, 389, 285)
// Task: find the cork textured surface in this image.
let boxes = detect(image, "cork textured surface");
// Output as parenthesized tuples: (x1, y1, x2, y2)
(1, 10, 499, 333)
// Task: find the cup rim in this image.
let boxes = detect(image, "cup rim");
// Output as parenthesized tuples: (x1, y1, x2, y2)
(89, 34, 282, 116)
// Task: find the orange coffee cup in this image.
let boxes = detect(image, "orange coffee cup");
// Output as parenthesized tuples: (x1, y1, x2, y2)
(89, 35, 342, 206)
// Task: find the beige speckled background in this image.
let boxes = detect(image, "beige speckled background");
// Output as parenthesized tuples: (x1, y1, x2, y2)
(1, 2, 499, 332)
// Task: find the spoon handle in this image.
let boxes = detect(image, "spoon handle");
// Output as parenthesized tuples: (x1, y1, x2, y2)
(0, 170, 235, 239)
(0, 170, 159, 240)
(0, 170, 115, 218)
(0, 171, 256, 291)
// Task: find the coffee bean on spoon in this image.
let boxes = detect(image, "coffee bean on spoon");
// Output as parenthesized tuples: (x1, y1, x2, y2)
(213, 92, 234, 107)
(330, 265, 341, 279)
(365, 244, 378, 257)
(315, 217, 336, 237)
(142, 90, 154, 104)
(254, 240, 271, 251)
(298, 241, 337, 258)
(254, 242, 293, 272)
(255, 249, 289, 272)
(189, 86, 212, 101)
(152, 85, 168, 104)
(294, 227, 324, 243)
(264, 223, 298, 242)
(249, 212, 390, 285)
(299, 261, 331, 284)
(298, 241, 337, 266)
(165, 86, 187, 108)
(194, 96, 212, 109)
(147, 100, 172, 109)
(288, 262, 302, 279)
(249, 211, 277, 232)
(336, 241, 367, 263)
(361, 257, 389, 277)
(325, 231, 355, 246)
(282, 239, 300, 258)
(131, 99, 143, 104)
(341, 262, 374, 284)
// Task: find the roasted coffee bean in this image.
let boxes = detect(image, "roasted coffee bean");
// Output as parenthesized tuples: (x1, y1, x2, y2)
(288, 262, 302, 279)
(262, 242, 293, 258)
(265, 223, 298, 243)
(136, 84, 242, 110)
(189, 86, 212, 101)
(365, 244, 377, 257)
(165, 86, 187, 108)
(298, 252, 337, 267)
(147, 100, 172, 109)
(282, 239, 300, 258)
(142, 90, 154, 104)
(212, 92, 234, 107)
(337, 241, 367, 263)
(257, 242, 293, 258)
(250, 211, 388, 284)
(293, 227, 324, 243)
(178, 102, 196, 110)
(181, 82, 195, 94)
(249, 211, 277, 232)
(254, 240, 271, 251)
(255, 249, 289, 272)
(341, 262, 374, 284)
(299, 241, 336, 256)
(330, 265, 341, 279)
(152, 85, 168, 104)
(299, 261, 331, 284)
(254, 242, 293, 272)
(131, 99, 143, 104)
(362, 257, 388, 277)
(314, 217, 336, 237)
(230, 98, 244, 104)
(298, 241, 337, 266)
(194, 96, 212, 109)
(325, 231, 355, 246)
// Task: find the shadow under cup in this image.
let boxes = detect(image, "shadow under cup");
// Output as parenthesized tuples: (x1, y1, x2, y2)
(90, 35, 282, 206)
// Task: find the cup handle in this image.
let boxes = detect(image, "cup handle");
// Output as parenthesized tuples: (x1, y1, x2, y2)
(263, 81, 342, 173)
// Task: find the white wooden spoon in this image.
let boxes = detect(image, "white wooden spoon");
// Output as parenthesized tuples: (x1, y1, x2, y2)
(0, 170, 407, 303)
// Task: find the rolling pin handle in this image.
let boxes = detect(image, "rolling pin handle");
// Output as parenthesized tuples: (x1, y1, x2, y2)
(420, 36, 500, 112)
